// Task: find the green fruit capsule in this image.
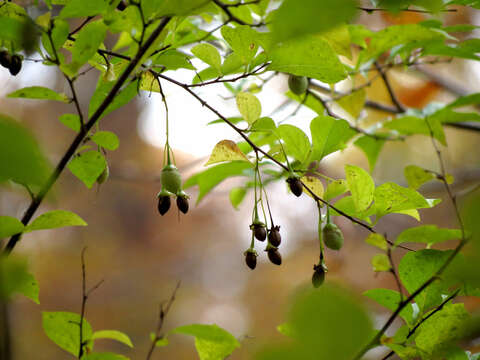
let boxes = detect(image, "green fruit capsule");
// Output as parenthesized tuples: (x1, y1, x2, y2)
(288, 75, 308, 95)
(97, 164, 109, 184)
(323, 223, 344, 250)
(161, 164, 182, 194)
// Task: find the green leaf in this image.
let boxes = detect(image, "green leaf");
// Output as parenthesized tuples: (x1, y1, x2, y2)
(25, 210, 87, 232)
(0, 216, 25, 238)
(374, 182, 431, 218)
(88, 79, 138, 120)
(93, 330, 133, 348)
(70, 20, 107, 72)
(286, 284, 374, 360)
(399, 249, 452, 313)
(42, 19, 69, 58)
(271, 0, 357, 43)
(415, 304, 470, 356)
(285, 91, 324, 115)
(268, 35, 348, 84)
(337, 89, 366, 119)
(363, 288, 415, 326)
(322, 25, 353, 59)
(365, 233, 388, 251)
(141, 0, 210, 19)
(354, 135, 385, 172)
(395, 225, 462, 247)
(236, 92, 261, 125)
(91, 131, 120, 151)
(0, 114, 51, 187)
(67, 150, 106, 188)
(150, 333, 169, 347)
(152, 49, 195, 70)
(42, 311, 93, 356)
(371, 253, 391, 272)
(83, 353, 129, 360)
(7, 86, 69, 102)
(184, 162, 252, 204)
(276, 125, 311, 163)
(310, 116, 356, 161)
(345, 165, 375, 212)
(191, 43, 222, 73)
(59, 114, 81, 132)
(0, 257, 39, 304)
(229, 187, 247, 210)
(59, 0, 108, 18)
(384, 116, 446, 144)
(173, 324, 240, 360)
(324, 179, 348, 201)
(221, 25, 259, 65)
(404, 165, 435, 189)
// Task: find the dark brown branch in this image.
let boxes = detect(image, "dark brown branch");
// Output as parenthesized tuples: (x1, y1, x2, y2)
(66, 77, 84, 130)
(375, 61, 406, 113)
(69, 16, 95, 36)
(358, 6, 457, 13)
(3, 16, 172, 255)
(212, 0, 265, 27)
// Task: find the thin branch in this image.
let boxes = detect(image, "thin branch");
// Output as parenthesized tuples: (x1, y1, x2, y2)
(387, 246, 404, 299)
(145, 282, 181, 360)
(188, 63, 270, 87)
(358, 6, 457, 13)
(375, 61, 406, 113)
(212, 0, 265, 27)
(3, 16, 173, 255)
(69, 16, 95, 36)
(224, 0, 260, 7)
(66, 77, 85, 130)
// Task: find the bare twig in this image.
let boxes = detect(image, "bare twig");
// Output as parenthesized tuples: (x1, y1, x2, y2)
(212, 0, 265, 27)
(66, 77, 85, 130)
(358, 6, 457, 13)
(375, 61, 406, 113)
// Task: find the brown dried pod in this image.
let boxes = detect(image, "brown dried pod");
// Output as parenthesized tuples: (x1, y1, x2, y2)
(9, 54, 22, 76)
(312, 264, 325, 288)
(251, 222, 267, 241)
(0, 50, 11, 69)
(268, 225, 281, 247)
(157, 194, 171, 216)
(244, 250, 257, 270)
(287, 177, 303, 197)
(267, 248, 282, 266)
(176, 195, 189, 214)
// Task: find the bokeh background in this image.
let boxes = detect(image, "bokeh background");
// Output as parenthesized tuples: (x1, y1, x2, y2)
(1, 2, 480, 359)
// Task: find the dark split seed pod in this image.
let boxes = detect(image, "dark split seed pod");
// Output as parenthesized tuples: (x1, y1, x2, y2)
(157, 195, 171, 216)
(287, 177, 303, 197)
(244, 250, 257, 270)
(176, 195, 189, 214)
(251, 222, 267, 241)
(0, 51, 11, 69)
(267, 248, 282, 266)
(312, 264, 325, 288)
(268, 226, 281, 247)
(9, 55, 22, 76)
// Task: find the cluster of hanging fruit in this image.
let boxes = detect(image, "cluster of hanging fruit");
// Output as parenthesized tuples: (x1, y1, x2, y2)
(244, 220, 283, 270)
(157, 163, 189, 216)
(0, 50, 22, 76)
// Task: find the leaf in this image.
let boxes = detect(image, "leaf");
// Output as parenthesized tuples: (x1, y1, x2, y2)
(268, 35, 348, 84)
(59, 0, 108, 18)
(25, 210, 87, 232)
(395, 225, 462, 247)
(59, 114, 81, 132)
(70, 20, 107, 72)
(150, 333, 169, 347)
(184, 162, 252, 204)
(42, 311, 93, 356)
(404, 165, 435, 189)
(363, 288, 415, 326)
(0, 114, 51, 187)
(365, 233, 388, 251)
(285, 91, 324, 115)
(141, 0, 210, 19)
(345, 165, 375, 212)
(324, 179, 348, 201)
(337, 89, 366, 119)
(91, 131, 120, 151)
(374, 182, 431, 219)
(384, 116, 446, 145)
(276, 125, 311, 163)
(0, 216, 24, 238)
(88, 79, 138, 120)
(205, 140, 250, 166)
(354, 136, 385, 172)
(83, 353, 129, 360)
(399, 249, 452, 313)
(415, 304, 470, 356)
(236, 92, 261, 125)
(7, 86, 69, 102)
(67, 151, 106, 188)
(93, 330, 133, 348)
(229, 187, 247, 210)
(221, 25, 259, 65)
(371, 253, 391, 272)
(0, 257, 39, 304)
(191, 43, 222, 73)
(300, 176, 324, 199)
(310, 116, 356, 161)
(173, 324, 240, 360)
(152, 49, 195, 70)
(271, 0, 357, 43)
(42, 19, 69, 58)
(322, 25, 352, 59)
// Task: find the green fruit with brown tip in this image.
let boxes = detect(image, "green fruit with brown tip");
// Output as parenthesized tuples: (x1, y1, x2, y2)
(312, 264, 325, 288)
(161, 164, 182, 194)
(97, 164, 109, 184)
(323, 223, 344, 250)
(288, 75, 308, 95)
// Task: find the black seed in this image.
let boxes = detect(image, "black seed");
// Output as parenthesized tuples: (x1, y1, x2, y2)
(312, 265, 325, 288)
(287, 177, 303, 197)
(157, 195, 171, 216)
(117, 0, 127, 10)
(9, 55, 22, 76)
(268, 226, 281, 247)
(267, 248, 282, 266)
(253, 224, 266, 241)
(245, 251, 257, 270)
(0, 51, 11, 69)
(176, 196, 189, 214)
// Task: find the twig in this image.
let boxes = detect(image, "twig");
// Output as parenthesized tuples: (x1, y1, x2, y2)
(69, 16, 95, 36)
(212, 0, 265, 27)
(188, 63, 270, 87)
(374, 61, 406, 113)
(66, 77, 85, 130)
(387, 245, 404, 299)
(3, 16, 173, 255)
(358, 6, 457, 13)
(145, 282, 181, 360)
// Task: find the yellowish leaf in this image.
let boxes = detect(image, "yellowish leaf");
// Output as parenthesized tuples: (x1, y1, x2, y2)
(205, 140, 251, 166)
(236, 92, 261, 125)
(301, 176, 324, 199)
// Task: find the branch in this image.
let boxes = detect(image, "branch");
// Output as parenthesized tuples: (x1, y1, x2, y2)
(212, 0, 265, 27)
(3, 16, 173, 255)
(357, 6, 457, 13)
(375, 61, 406, 113)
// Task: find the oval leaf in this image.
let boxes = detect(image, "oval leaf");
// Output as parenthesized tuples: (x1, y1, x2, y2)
(300, 176, 324, 200)
(236, 92, 261, 125)
(25, 210, 87, 232)
(91, 131, 119, 151)
(93, 330, 133, 348)
(0, 216, 25, 238)
(205, 140, 250, 166)
(7, 86, 69, 102)
(67, 150, 106, 188)
(345, 164, 374, 212)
